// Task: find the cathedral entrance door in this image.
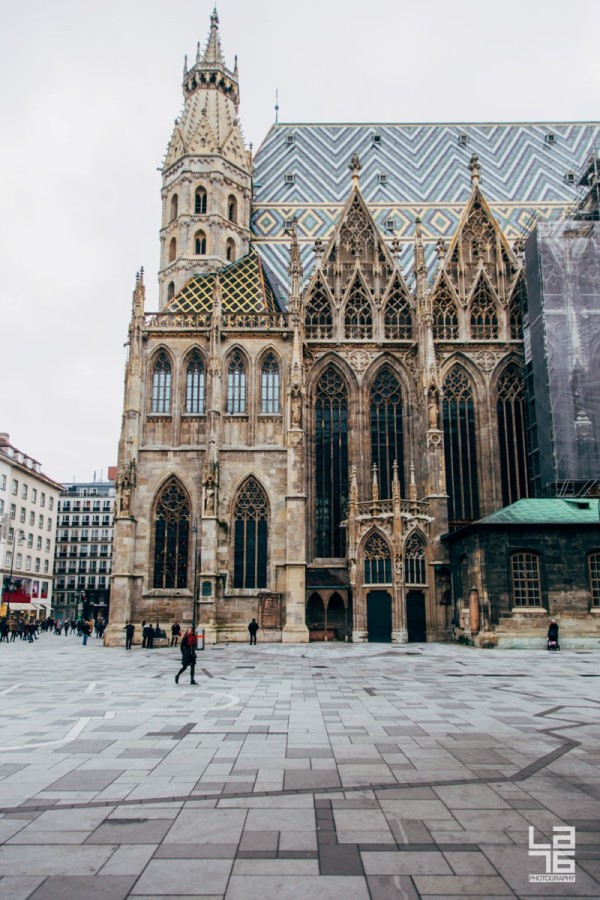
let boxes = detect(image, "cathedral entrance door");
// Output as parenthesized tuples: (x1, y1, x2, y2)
(367, 591, 392, 643)
(406, 590, 426, 642)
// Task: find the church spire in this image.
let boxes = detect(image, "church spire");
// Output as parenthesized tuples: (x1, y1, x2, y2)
(201, 8, 226, 68)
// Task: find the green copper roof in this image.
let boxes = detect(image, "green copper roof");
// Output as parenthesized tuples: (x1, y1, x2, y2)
(481, 498, 600, 525)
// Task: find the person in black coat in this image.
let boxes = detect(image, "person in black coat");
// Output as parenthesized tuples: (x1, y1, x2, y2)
(175, 628, 198, 684)
(547, 618, 560, 650)
(248, 618, 259, 645)
(125, 622, 135, 650)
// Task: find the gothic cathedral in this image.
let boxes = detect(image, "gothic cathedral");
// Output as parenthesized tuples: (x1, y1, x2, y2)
(105, 12, 600, 646)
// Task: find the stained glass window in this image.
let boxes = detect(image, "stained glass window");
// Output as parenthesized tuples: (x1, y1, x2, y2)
(233, 478, 268, 589)
(153, 477, 190, 589)
(405, 533, 426, 585)
(370, 367, 405, 497)
(442, 366, 479, 527)
(497, 364, 530, 505)
(315, 368, 348, 557)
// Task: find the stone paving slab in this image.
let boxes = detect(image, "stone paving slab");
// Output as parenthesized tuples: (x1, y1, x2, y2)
(0, 636, 599, 897)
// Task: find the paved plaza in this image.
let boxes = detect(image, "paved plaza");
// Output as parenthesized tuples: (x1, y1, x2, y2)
(0, 635, 599, 899)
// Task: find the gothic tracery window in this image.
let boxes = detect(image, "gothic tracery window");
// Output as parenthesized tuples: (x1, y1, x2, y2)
(152, 477, 189, 589)
(470, 280, 499, 339)
(344, 280, 373, 339)
(227, 351, 246, 414)
(261, 353, 280, 414)
(404, 533, 427, 585)
(384, 282, 413, 339)
(497, 364, 530, 506)
(442, 366, 479, 527)
(364, 533, 392, 584)
(233, 477, 268, 589)
(185, 350, 205, 414)
(151, 351, 171, 414)
(304, 282, 333, 339)
(432, 284, 459, 340)
(315, 368, 348, 558)
(370, 367, 405, 498)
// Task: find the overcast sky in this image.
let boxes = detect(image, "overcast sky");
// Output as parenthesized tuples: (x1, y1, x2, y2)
(1, 0, 598, 483)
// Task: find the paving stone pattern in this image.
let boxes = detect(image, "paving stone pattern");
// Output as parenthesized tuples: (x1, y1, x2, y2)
(0, 636, 599, 898)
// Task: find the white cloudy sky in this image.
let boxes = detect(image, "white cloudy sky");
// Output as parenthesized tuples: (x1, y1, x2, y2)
(1, 0, 598, 482)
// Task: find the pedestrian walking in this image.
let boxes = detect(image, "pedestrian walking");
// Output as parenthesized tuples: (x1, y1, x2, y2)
(145, 623, 155, 649)
(248, 618, 259, 645)
(170, 622, 181, 647)
(81, 620, 91, 645)
(125, 621, 135, 650)
(175, 628, 198, 684)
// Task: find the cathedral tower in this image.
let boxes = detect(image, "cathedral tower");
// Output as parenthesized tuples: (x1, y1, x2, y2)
(158, 9, 253, 307)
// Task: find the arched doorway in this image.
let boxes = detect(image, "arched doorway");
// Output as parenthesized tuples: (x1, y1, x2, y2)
(306, 592, 325, 631)
(406, 590, 426, 642)
(367, 591, 392, 642)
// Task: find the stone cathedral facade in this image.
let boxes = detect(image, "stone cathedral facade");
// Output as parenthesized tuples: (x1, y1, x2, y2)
(105, 12, 600, 646)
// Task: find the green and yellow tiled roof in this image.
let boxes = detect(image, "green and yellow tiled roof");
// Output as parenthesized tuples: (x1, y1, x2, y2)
(165, 250, 279, 315)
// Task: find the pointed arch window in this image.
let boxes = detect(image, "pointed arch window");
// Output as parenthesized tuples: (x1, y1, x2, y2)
(384, 284, 413, 339)
(195, 186, 207, 214)
(195, 230, 207, 256)
(315, 368, 348, 557)
(509, 278, 525, 340)
(233, 477, 268, 589)
(497, 364, 530, 506)
(185, 350, 205, 414)
(305, 283, 333, 339)
(261, 353, 280, 414)
(227, 351, 246, 414)
(227, 195, 237, 223)
(370, 367, 405, 498)
(405, 533, 427, 585)
(168, 237, 177, 263)
(432, 285, 459, 339)
(344, 282, 373, 339)
(167, 281, 175, 301)
(170, 193, 178, 221)
(152, 477, 189, 589)
(470, 281, 499, 339)
(364, 533, 392, 584)
(151, 351, 171, 414)
(226, 238, 236, 262)
(442, 366, 479, 527)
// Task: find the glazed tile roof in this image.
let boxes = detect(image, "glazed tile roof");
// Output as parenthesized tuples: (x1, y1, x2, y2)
(252, 122, 600, 291)
(165, 250, 280, 314)
(480, 498, 600, 525)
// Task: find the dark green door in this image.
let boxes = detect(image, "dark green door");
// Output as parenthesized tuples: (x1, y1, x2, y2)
(406, 590, 426, 642)
(367, 591, 392, 642)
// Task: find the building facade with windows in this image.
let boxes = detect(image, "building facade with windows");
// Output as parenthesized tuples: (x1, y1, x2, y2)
(53, 475, 116, 622)
(105, 12, 600, 646)
(0, 434, 61, 618)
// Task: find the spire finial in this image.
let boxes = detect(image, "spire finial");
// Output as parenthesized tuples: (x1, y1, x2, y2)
(349, 153, 362, 187)
(201, 7, 225, 67)
(469, 153, 481, 188)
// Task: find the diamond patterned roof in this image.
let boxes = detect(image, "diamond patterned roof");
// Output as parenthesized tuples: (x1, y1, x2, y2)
(165, 251, 279, 314)
(252, 122, 600, 290)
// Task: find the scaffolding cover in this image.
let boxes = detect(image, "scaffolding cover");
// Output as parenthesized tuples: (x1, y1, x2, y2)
(524, 221, 600, 491)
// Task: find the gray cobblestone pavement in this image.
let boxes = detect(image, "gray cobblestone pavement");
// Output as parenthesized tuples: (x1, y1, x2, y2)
(0, 634, 599, 898)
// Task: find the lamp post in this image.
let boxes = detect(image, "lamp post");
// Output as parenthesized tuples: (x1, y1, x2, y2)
(191, 518, 200, 635)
